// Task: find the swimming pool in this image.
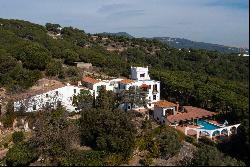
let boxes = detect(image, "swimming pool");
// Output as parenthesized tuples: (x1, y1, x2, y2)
(197, 119, 221, 130)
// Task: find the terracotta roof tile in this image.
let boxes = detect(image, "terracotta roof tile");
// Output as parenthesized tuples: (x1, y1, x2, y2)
(167, 106, 217, 123)
(119, 79, 135, 84)
(82, 77, 100, 84)
(154, 100, 177, 108)
(140, 84, 149, 88)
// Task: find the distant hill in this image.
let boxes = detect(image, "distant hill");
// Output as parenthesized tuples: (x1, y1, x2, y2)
(152, 37, 249, 54)
(100, 32, 248, 54)
(101, 32, 134, 39)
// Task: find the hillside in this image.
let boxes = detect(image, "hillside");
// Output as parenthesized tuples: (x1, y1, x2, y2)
(0, 18, 249, 165)
(100, 32, 134, 39)
(151, 37, 249, 54)
(96, 32, 249, 54)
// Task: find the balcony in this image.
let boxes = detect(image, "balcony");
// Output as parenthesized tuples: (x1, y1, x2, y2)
(152, 89, 159, 94)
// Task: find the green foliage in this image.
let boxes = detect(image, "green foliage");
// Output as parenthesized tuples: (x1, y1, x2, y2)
(0, 18, 248, 163)
(118, 86, 148, 111)
(73, 89, 94, 111)
(57, 150, 107, 166)
(95, 87, 116, 110)
(185, 136, 196, 145)
(6, 64, 42, 92)
(6, 142, 38, 166)
(45, 59, 63, 76)
(192, 145, 245, 166)
(1, 101, 15, 128)
(217, 119, 249, 165)
(45, 23, 61, 33)
(139, 155, 153, 166)
(62, 49, 79, 65)
(12, 131, 25, 144)
(105, 153, 128, 166)
(31, 107, 79, 159)
(80, 108, 136, 157)
(199, 137, 216, 146)
(156, 128, 182, 158)
(137, 126, 182, 159)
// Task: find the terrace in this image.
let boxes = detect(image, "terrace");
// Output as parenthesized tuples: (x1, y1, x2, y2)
(166, 106, 240, 140)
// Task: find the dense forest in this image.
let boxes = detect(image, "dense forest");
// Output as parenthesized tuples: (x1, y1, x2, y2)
(0, 18, 248, 165)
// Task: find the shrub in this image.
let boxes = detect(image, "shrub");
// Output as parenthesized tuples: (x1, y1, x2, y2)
(57, 150, 107, 166)
(192, 145, 245, 166)
(6, 142, 38, 166)
(198, 137, 216, 146)
(185, 136, 196, 145)
(1, 101, 15, 128)
(80, 108, 136, 157)
(12, 131, 25, 143)
(105, 153, 127, 166)
(139, 155, 153, 166)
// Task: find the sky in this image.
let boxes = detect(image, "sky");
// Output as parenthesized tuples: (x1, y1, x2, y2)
(0, 0, 249, 48)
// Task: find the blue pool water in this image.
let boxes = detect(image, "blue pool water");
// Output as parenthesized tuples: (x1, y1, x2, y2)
(197, 119, 220, 130)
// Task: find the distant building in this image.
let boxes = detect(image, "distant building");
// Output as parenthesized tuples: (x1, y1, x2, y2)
(74, 62, 92, 69)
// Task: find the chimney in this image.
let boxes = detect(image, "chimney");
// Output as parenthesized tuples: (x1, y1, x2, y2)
(176, 101, 179, 113)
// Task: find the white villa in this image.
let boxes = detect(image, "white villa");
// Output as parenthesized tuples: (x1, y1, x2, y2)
(81, 66, 160, 111)
(11, 66, 241, 141)
(13, 66, 160, 113)
(153, 100, 241, 140)
(14, 83, 85, 112)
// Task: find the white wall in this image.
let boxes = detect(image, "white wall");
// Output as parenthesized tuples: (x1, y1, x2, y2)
(14, 84, 85, 112)
(131, 66, 150, 81)
(154, 107, 165, 123)
(153, 106, 176, 124)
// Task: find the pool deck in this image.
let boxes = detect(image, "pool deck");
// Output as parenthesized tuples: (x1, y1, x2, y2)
(176, 120, 240, 141)
(176, 120, 221, 137)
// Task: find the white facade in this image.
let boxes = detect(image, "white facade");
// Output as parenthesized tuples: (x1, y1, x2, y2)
(131, 66, 150, 81)
(82, 78, 123, 99)
(118, 67, 160, 110)
(153, 106, 177, 124)
(13, 67, 161, 113)
(14, 84, 85, 112)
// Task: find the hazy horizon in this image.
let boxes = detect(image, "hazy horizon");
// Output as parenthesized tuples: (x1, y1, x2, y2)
(0, 0, 249, 48)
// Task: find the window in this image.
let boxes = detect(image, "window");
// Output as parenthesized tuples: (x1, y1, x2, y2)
(127, 105, 131, 109)
(153, 84, 158, 91)
(149, 104, 151, 107)
(149, 85, 151, 89)
(33, 105, 36, 111)
(56, 91, 59, 96)
(97, 86, 102, 92)
(46, 102, 49, 107)
(140, 73, 145, 77)
(153, 95, 156, 100)
(46, 94, 48, 98)
(97, 85, 106, 92)
(74, 89, 76, 93)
